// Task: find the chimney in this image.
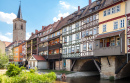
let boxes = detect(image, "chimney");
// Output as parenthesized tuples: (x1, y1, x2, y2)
(61, 17, 63, 20)
(78, 6, 80, 12)
(35, 30, 38, 34)
(31, 32, 34, 36)
(89, 0, 91, 5)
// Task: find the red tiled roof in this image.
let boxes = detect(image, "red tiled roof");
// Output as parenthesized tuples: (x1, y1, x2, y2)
(33, 55, 45, 61)
(95, 30, 125, 40)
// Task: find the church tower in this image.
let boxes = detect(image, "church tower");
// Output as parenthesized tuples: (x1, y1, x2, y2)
(13, 3, 26, 42)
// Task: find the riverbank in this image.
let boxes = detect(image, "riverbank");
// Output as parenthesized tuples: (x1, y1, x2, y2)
(37, 70, 99, 78)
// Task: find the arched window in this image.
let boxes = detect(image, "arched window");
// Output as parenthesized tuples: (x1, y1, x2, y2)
(15, 23, 16, 30)
(21, 24, 23, 30)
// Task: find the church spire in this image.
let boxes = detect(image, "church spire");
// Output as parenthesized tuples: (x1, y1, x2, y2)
(17, 1, 22, 19)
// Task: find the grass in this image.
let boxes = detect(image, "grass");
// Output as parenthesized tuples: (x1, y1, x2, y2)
(38, 69, 74, 75)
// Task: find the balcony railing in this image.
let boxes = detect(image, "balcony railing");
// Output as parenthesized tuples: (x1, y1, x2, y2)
(94, 46, 122, 56)
(38, 46, 48, 52)
(47, 53, 62, 59)
(48, 43, 62, 50)
(48, 35, 60, 41)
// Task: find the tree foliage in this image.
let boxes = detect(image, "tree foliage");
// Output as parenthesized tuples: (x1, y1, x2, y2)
(0, 51, 9, 68)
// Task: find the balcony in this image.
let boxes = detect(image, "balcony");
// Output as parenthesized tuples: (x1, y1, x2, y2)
(33, 41, 37, 46)
(94, 30, 125, 56)
(48, 43, 62, 50)
(47, 53, 62, 59)
(38, 46, 48, 52)
(94, 46, 123, 56)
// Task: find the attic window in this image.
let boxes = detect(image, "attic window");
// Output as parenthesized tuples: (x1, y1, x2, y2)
(89, 9, 92, 12)
(95, 6, 99, 10)
(68, 20, 71, 23)
(97, 1, 101, 5)
(81, 9, 84, 13)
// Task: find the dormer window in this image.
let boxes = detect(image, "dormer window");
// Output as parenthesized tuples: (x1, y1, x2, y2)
(95, 6, 99, 10)
(89, 9, 92, 12)
(97, 1, 101, 5)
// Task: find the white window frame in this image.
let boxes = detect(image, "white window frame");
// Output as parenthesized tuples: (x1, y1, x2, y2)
(93, 28, 97, 35)
(103, 10, 107, 16)
(76, 33, 80, 40)
(107, 9, 111, 15)
(120, 19, 125, 28)
(112, 7, 116, 14)
(117, 5, 120, 12)
(83, 44, 86, 51)
(113, 21, 118, 30)
(103, 24, 107, 32)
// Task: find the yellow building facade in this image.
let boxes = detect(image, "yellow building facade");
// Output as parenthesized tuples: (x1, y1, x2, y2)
(98, 2, 127, 53)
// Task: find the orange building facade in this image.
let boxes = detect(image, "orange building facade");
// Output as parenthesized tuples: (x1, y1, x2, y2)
(13, 43, 23, 63)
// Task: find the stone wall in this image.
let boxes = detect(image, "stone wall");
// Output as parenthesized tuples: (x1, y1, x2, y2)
(100, 56, 116, 79)
(66, 59, 72, 71)
(100, 56, 127, 79)
(55, 61, 63, 70)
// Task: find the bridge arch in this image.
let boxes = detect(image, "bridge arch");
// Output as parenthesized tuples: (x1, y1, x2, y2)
(117, 61, 130, 79)
(73, 59, 101, 72)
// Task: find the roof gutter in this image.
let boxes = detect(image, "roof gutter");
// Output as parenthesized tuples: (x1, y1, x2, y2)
(122, 0, 128, 63)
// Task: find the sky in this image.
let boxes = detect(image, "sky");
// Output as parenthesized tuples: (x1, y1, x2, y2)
(0, 0, 95, 42)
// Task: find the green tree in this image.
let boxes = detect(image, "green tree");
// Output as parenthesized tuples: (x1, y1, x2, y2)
(0, 50, 9, 68)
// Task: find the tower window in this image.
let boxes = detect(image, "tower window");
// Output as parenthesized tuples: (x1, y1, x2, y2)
(21, 24, 23, 30)
(15, 23, 16, 30)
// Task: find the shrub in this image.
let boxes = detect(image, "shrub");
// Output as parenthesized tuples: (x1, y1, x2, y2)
(109, 76, 114, 81)
(6, 64, 25, 77)
(1, 71, 56, 83)
(30, 69, 35, 73)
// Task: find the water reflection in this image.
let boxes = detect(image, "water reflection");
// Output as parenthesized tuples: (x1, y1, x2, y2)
(56, 75, 130, 83)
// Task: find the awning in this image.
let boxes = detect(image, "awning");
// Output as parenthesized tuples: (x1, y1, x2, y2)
(95, 30, 125, 40)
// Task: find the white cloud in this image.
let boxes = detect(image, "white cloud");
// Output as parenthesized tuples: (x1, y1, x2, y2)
(26, 32, 31, 40)
(53, 12, 69, 22)
(59, 1, 70, 9)
(0, 11, 16, 24)
(59, 1, 77, 10)
(5, 32, 12, 36)
(0, 33, 12, 42)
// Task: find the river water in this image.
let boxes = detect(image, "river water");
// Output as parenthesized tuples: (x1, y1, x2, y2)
(55, 75, 130, 83)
